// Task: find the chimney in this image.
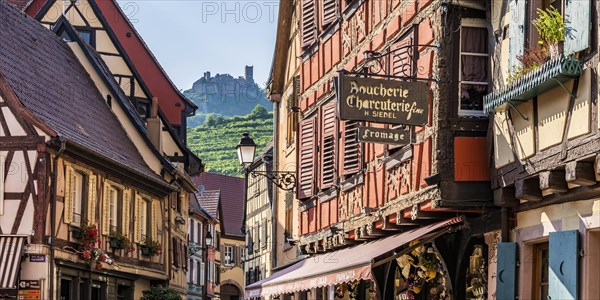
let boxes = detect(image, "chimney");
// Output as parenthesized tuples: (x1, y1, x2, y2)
(147, 97, 162, 153)
(245, 66, 254, 83)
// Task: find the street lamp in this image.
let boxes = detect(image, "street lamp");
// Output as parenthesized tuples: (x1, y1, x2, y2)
(236, 132, 296, 191)
(205, 230, 213, 247)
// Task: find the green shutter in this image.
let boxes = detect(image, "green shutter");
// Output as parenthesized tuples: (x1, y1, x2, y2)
(496, 242, 518, 300)
(564, 0, 591, 54)
(549, 230, 579, 300)
(509, 0, 526, 70)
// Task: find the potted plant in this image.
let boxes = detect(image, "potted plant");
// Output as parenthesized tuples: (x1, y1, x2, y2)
(140, 238, 162, 257)
(109, 230, 135, 253)
(532, 6, 564, 59)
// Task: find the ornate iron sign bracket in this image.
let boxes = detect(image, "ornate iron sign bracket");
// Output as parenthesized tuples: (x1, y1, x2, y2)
(250, 170, 296, 191)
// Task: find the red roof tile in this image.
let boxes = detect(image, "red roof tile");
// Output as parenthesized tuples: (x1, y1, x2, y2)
(193, 173, 245, 237)
(0, 0, 166, 187)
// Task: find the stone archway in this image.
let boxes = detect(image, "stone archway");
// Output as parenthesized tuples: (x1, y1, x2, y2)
(220, 280, 243, 300)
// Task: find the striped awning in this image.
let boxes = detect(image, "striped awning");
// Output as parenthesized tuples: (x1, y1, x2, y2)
(0, 236, 27, 290)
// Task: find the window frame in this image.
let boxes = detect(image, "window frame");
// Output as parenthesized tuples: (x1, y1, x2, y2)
(457, 18, 489, 117)
(533, 242, 550, 300)
(108, 186, 122, 233)
(72, 171, 87, 227)
(140, 199, 149, 240)
(224, 245, 234, 267)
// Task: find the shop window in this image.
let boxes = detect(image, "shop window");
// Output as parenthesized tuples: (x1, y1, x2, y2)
(533, 242, 550, 300)
(458, 19, 489, 116)
(224, 245, 233, 266)
(60, 278, 73, 300)
(301, 0, 317, 47)
(342, 121, 361, 176)
(116, 285, 131, 300)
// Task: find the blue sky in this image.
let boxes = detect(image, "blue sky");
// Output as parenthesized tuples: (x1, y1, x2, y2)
(119, 1, 279, 90)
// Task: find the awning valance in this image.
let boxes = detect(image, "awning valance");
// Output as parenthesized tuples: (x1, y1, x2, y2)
(0, 235, 27, 291)
(245, 217, 463, 298)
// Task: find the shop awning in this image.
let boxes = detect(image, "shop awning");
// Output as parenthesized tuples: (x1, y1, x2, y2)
(245, 217, 463, 298)
(0, 236, 26, 291)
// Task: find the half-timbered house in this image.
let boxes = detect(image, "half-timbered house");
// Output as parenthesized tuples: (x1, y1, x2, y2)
(486, 1, 599, 299)
(247, 1, 499, 299)
(0, 2, 182, 298)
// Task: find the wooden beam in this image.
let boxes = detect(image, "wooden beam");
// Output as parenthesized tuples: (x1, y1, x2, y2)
(395, 212, 430, 226)
(566, 161, 596, 186)
(493, 186, 519, 207)
(0, 136, 45, 149)
(515, 177, 542, 201)
(381, 217, 403, 231)
(539, 170, 568, 193)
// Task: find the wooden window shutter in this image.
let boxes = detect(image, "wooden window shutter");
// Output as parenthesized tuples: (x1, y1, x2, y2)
(64, 164, 74, 225)
(495, 242, 518, 300)
(151, 200, 157, 241)
(196, 261, 202, 284)
(173, 237, 179, 267)
(298, 117, 317, 199)
(508, 0, 526, 69)
(86, 172, 96, 223)
(183, 241, 188, 270)
(391, 30, 415, 77)
(301, 0, 317, 47)
(564, 0, 591, 54)
(170, 193, 176, 209)
(322, 0, 337, 27)
(134, 193, 142, 242)
(320, 102, 337, 188)
(122, 188, 131, 236)
(101, 181, 110, 235)
(342, 121, 361, 175)
(549, 230, 579, 299)
(190, 219, 195, 243)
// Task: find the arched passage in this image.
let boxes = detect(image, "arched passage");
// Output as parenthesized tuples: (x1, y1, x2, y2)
(220, 280, 243, 300)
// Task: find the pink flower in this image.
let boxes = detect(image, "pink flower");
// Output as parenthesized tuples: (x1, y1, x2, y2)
(82, 250, 91, 260)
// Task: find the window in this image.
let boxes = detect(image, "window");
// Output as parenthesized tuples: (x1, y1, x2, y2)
(72, 172, 85, 226)
(533, 242, 550, 300)
(199, 261, 205, 285)
(286, 76, 300, 147)
(239, 246, 245, 264)
(140, 200, 148, 240)
(526, 0, 563, 49)
(284, 191, 293, 239)
(301, 0, 317, 47)
(458, 19, 489, 116)
(192, 259, 198, 284)
(224, 246, 234, 266)
(109, 187, 121, 232)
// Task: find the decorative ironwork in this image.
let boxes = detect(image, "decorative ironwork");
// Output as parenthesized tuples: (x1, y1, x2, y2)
(359, 43, 440, 82)
(483, 55, 583, 113)
(250, 170, 296, 191)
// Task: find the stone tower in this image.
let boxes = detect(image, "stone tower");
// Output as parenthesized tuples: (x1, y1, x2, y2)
(245, 65, 254, 83)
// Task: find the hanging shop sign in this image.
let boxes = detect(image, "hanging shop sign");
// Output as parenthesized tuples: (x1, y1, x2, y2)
(338, 75, 429, 126)
(358, 126, 410, 146)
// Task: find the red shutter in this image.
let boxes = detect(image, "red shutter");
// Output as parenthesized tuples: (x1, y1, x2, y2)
(298, 117, 317, 199)
(343, 121, 361, 175)
(322, 0, 338, 27)
(302, 0, 317, 47)
(391, 28, 416, 77)
(320, 102, 337, 188)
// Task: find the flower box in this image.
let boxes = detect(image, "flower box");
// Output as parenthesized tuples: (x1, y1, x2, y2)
(109, 238, 123, 249)
(71, 227, 83, 239)
(141, 246, 152, 256)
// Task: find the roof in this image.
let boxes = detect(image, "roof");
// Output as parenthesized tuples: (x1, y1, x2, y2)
(197, 190, 220, 219)
(192, 172, 245, 236)
(246, 217, 464, 298)
(189, 192, 213, 221)
(4, 0, 28, 10)
(266, 1, 294, 97)
(93, 0, 197, 125)
(0, 0, 168, 188)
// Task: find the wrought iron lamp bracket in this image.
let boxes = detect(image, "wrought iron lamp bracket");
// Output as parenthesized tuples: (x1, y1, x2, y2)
(360, 43, 441, 82)
(250, 170, 296, 192)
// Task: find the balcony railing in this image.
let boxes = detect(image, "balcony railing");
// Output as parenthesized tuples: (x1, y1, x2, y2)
(483, 56, 583, 113)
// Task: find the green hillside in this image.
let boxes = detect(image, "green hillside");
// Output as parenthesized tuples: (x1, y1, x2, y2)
(187, 105, 273, 176)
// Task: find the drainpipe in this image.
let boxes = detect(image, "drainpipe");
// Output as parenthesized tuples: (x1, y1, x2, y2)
(49, 137, 66, 300)
(271, 98, 279, 272)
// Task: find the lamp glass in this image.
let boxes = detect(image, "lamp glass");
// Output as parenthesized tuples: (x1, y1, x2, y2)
(236, 132, 257, 166)
(205, 231, 213, 247)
